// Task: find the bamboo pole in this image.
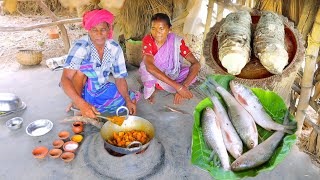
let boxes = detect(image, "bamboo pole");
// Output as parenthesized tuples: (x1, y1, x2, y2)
(201, 0, 215, 66)
(216, 0, 224, 22)
(0, 18, 82, 32)
(37, 0, 70, 53)
(297, 0, 319, 40)
(204, 0, 214, 39)
(295, 7, 320, 136)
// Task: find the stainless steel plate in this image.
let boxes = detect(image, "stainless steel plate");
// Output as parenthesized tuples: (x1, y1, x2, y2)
(0, 102, 27, 118)
(0, 93, 23, 112)
(0, 111, 13, 117)
(26, 119, 53, 136)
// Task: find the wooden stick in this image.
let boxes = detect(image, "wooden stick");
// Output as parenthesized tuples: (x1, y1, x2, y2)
(37, 0, 70, 53)
(0, 18, 82, 32)
(204, 0, 214, 39)
(201, 0, 215, 66)
(305, 116, 320, 134)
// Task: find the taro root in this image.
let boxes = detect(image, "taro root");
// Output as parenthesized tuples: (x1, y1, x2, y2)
(218, 10, 252, 75)
(254, 11, 288, 74)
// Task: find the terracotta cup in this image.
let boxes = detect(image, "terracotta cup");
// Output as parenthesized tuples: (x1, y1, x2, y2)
(63, 141, 79, 153)
(32, 146, 49, 159)
(58, 131, 70, 141)
(49, 149, 63, 159)
(71, 134, 84, 143)
(72, 121, 84, 134)
(52, 139, 64, 149)
(60, 152, 75, 163)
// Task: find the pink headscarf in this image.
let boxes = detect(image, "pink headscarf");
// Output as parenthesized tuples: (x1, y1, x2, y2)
(82, 9, 114, 39)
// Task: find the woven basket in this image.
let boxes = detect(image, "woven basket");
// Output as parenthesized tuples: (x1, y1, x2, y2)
(16, 50, 43, 66)
(125, 40, 142, 67)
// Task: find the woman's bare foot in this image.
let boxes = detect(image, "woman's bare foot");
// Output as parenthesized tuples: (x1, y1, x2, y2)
(147, 90, 157, 104)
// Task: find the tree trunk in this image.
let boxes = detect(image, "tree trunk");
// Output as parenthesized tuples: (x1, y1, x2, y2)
(296, 7, 320, 136)
(297, 0, 320, 40)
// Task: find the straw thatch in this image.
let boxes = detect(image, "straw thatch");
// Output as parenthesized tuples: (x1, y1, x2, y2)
(115, 0, 172, 40)
(16, 0, 65, 15)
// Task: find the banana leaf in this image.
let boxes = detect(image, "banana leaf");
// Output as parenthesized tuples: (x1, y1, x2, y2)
(191, 75, 297, 180)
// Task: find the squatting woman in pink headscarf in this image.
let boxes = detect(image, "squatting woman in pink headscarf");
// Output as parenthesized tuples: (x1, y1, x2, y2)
(60, 9, 139, 119)
(139, 13, 201, 104)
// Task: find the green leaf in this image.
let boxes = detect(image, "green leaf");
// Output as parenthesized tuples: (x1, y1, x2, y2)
(191, 75, 297, 180)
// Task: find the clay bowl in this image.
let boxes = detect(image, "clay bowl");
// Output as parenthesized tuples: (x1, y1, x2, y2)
(63, 141, 79, 153)
(49, 149, 63, 159)
(32, 146, 49, 159)
(52, 139, 64, 149)
(58, 131, 70, 141)
(71, 134, 83, 143)
(60, 152, 75, 163)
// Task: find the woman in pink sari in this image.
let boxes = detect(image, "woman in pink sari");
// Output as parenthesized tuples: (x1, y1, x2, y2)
(139, 13, 201, 104)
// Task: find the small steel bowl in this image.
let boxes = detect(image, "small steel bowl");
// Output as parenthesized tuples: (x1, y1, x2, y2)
(0, 93, 23, 112)
(6, 117, 23, 130)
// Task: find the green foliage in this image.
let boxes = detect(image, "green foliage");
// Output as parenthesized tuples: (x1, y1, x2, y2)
(191, 75, 296, 180)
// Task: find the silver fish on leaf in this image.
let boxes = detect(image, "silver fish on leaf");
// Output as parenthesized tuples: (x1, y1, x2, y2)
(202, 107, 230, 170)
(229, 80, 296, 134)
(206, 78, 258, 149)
(202, 86, 243, 159)
(231, 110, 290, 171)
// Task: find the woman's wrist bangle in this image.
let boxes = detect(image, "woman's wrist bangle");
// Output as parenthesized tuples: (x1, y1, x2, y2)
(177, 86, 183, 92)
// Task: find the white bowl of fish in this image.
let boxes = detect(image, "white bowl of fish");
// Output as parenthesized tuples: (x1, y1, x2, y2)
(6, 117, 23, 130)
(26, 119, 53, 136)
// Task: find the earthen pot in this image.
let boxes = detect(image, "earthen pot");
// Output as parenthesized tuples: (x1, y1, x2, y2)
(49, 149, 63, 159)
(58, 131, 70, 141)
(52, 139, 64, 149)
(60, 152, 75, 163)
(63, 141, 79, 153)
(72, 121, 83, 134)
(32, 146, 49, 159)
(71, 134, 83, 143)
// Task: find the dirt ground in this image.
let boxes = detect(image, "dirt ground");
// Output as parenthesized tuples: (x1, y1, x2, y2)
(0, 14, 85, 72)
(1, 12, 320, 170)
